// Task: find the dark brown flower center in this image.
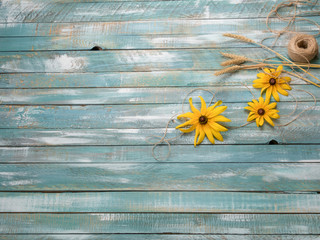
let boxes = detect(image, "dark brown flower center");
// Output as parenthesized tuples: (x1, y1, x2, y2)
(257, 108, 265, 115)
(199, 115, 208, 124)
(269, 78, 276, 85)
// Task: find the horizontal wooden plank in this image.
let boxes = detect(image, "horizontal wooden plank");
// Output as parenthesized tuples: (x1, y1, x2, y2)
(0, 122, 319, 146)
(0, 32, 307, 51)
(0, 102, 318, 129)
(1, 0, 319, 23)
(0, 70, 309, 89)
(1, 145, 320, 163)
(0, 85, 318, 105)
(1, 22, 319, 51)
(1, 48, 320, 73)
(0, 163, 320, 191)
(1, 18, 319, 37)
(0, 235, 319, 240)
(1, 192, 320, 213)
(0, 213, 320, 234)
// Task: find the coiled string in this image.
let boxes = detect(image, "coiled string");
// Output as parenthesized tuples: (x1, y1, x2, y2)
(147, 84, 317, 161)
(146, 88, 216, 161)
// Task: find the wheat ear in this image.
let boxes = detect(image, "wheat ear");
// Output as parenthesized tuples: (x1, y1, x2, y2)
(223, 33, 320, 84)
(221, 58, 247, 66)
(214, 65, 242, 76)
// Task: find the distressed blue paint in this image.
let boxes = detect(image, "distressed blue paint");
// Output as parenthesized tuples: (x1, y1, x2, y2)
(0, 17, 319, 37)
(1, 48, 320, 73)
(0, 70, 311, 88)
(0, 0, 320, 237)
(0, 163, 320, 191)
(0, 213, 320, 234)
(0, 85, 318, 104)
(0, 102, 318, 129)
(1, 192, 320, 213)
(1, 0, 319, 23)
(1, 145, 320, 163)
(0, 235, 319, 240)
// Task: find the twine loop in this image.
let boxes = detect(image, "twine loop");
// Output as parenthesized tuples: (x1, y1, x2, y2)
(288, 34, 319, 62)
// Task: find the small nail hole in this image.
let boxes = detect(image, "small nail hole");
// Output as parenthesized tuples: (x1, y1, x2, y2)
(269, 139, 278, 145)
(91, 46, 103, 51)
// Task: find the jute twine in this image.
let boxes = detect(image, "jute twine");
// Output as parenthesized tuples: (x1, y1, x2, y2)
(146, 88, 216, 161)
(147, 84, 317, 161)
(288, 34, 319, 62)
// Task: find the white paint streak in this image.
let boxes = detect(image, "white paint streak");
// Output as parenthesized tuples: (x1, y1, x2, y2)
(2, 179, 40, 186)
(124, 52, 178, 64)
(1, 0, 46, 23)
(44, 54, 87, 72)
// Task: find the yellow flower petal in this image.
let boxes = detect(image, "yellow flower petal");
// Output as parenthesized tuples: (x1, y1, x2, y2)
(266, 87, 272, 101)
(270, 113, 280, 119)
(281, 83, 292, 90)
(211, 129, 224, 141)
(197, 127, 205, 145)
(253, 83, 264, 88)
(259, 116, 264, 126)
(264, 115, 274, 126)
(177, 112, 194, 120)
(281, 76, 291, 82)
(275, 65, 283, 77)
(178, 124, 197, 133)
(189, 98, 200, 114)
(264, 68, 271, 73)
(256, 117, 260, 127)
(207, 106, 227, 118)
(247, 114, 257, 122)
(252, 99, 259, 105)
(276, 85, 289, 96)
(258, 97, 264, 105)
(268, 110, 279, 116)
(194, 125, 200, 147)
(266, 102, 277, 110)
(207, 100, 222, 112)
(244, 106, 255, 111)
(212, 115, 231, 122)
(260, 85, 269, 95)
(272, 87, 280, 101)
(203, 125, 215, 144)
(247, 102, 257, 109)
(199, 96, 207, 115)
(208, 121, 228, 132)
(176, 119, 197, 129)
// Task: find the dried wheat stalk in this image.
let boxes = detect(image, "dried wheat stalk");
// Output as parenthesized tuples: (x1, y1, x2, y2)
(214, 65, 242, 76)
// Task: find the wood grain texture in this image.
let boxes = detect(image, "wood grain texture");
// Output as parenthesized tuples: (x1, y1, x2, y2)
(0, 124, 319, 146)
(1, 145, 319, 163)
(0, 235, 320, 240)
(0, 86, 317, 105)
(1, 48, 320, 73)
(0, 213, 320, 234)
(1, 0, 319, 23)
(1, 163, 320, 191)
(1, 192, 320, 213)
(1, 18, 319, 37)
(0, 102, 318, 129)
(1, 0, 320, 237)
(0, 21, 319, 51)
(0, 70, 310, 88)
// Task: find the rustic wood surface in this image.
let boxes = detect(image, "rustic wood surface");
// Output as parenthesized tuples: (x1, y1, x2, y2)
(0, 0, 320, 239)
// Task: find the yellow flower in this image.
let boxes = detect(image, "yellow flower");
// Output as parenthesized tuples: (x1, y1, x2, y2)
(253, 65, 291, 102)
(244, 97, 280, 127)
(176, 96, 231, 147)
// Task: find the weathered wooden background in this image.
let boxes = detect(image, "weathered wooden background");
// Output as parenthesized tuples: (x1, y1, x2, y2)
(0, 0, 320, 239)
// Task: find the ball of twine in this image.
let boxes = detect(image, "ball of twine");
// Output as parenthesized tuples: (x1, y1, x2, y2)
(288, 34, 319, 63)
